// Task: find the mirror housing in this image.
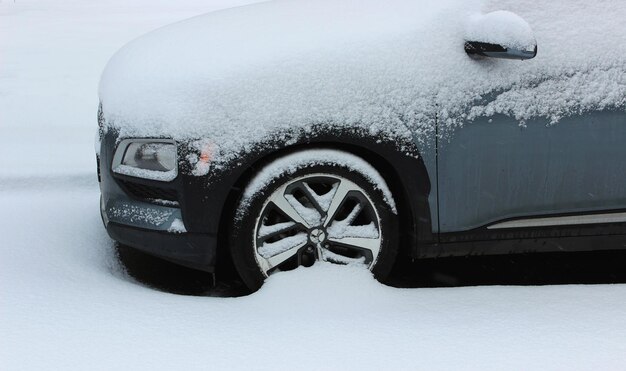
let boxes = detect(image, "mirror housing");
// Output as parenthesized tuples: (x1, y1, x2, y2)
(465, 10, 537, 61)
(465, 41, 537, 60)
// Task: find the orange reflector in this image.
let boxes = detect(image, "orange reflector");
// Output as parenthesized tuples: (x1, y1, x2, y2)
(199, 143, 215, 163)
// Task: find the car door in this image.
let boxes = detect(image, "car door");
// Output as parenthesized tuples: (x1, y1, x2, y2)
(436, 2, 626, 237)
(437, 109, 626, 234)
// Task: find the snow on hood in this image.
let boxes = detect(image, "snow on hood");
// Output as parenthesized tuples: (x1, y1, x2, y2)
(99, 0, 626, 166)
(99, 0, 470, 149)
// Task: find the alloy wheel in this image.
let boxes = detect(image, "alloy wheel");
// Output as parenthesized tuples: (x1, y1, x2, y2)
(253, 173, 382, 275)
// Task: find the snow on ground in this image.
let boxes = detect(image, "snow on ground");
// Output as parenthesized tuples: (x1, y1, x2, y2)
(3, 184, 626, 370)
(3, 0, 626, 370)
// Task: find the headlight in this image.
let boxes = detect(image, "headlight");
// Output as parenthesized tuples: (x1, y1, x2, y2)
(112, 139, 177, 181)
(122, 142, 176, 171)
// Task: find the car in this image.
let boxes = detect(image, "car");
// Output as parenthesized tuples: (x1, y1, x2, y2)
(97, 0, 626, 291)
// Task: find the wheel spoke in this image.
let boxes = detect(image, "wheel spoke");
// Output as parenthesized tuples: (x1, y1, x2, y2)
(322, 179, 358, 228)
(327, 236, 381, 260)
(307, 182, 338, 211)
(269, 188, 311, 228)
(299, 182, 326, 216)
(258, 221, 297, 240)
(258, 240, 308, 274)
(319, 248, 366, 265)
(343, 203, 362, 225)
(284, 194, 322, 226)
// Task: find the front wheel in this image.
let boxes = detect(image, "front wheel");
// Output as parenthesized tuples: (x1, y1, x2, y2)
(229, 149, 399, 291)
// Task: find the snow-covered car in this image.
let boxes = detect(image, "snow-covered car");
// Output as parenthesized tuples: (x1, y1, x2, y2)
(96, 0, 626, 291)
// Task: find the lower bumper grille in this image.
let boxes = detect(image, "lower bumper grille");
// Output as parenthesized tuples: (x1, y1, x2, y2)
(120, 180, 178, 203)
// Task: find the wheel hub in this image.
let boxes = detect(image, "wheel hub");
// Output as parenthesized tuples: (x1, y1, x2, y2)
(309, 228, 327, 245)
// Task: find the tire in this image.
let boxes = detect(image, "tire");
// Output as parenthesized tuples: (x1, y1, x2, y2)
(229, 149, 399, 291)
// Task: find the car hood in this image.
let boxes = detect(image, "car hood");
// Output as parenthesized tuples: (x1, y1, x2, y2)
(99, 0, 472, 144)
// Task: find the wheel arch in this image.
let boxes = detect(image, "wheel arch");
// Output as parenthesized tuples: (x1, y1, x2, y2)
(214, 133, 434, 274)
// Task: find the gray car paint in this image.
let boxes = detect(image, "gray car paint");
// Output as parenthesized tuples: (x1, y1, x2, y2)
(437, 110, 626, 233)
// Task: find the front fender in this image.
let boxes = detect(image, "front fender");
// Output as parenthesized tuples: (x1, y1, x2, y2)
(178, 126, 436, 257)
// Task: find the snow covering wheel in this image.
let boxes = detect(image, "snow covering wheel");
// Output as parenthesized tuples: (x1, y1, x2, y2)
(230, 149, 399, 291)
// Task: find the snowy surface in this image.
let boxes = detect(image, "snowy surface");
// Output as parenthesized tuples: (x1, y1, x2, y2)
(167, 218, 187, 234)
(108, 202, 173, 226)
(3, 185, 626, 370)
(465, 10, 536, 51)
(113, 164, 177, 182)
(3, 1, 626, 370)
(99, 0, 626, 168)
(328, 220, 379, 240)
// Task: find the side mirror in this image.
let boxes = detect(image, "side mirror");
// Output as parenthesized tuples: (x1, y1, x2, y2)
(464, 10, 537, 60)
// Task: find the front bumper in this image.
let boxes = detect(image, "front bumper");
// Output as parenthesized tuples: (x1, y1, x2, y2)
(98, 131, 218, 272)
(105, 221, 216, 272)
(100, 196, 217, 272)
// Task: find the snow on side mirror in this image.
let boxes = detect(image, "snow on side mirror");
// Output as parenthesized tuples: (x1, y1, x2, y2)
(464, 10, 537, 60)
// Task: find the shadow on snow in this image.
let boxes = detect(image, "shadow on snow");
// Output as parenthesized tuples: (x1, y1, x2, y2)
(115, 244, 626, 297)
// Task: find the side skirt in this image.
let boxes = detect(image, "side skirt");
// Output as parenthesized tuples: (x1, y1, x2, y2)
(415, 222, 626, 258)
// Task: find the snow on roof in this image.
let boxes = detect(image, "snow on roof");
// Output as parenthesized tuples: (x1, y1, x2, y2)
(99, 0, 626, 167)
